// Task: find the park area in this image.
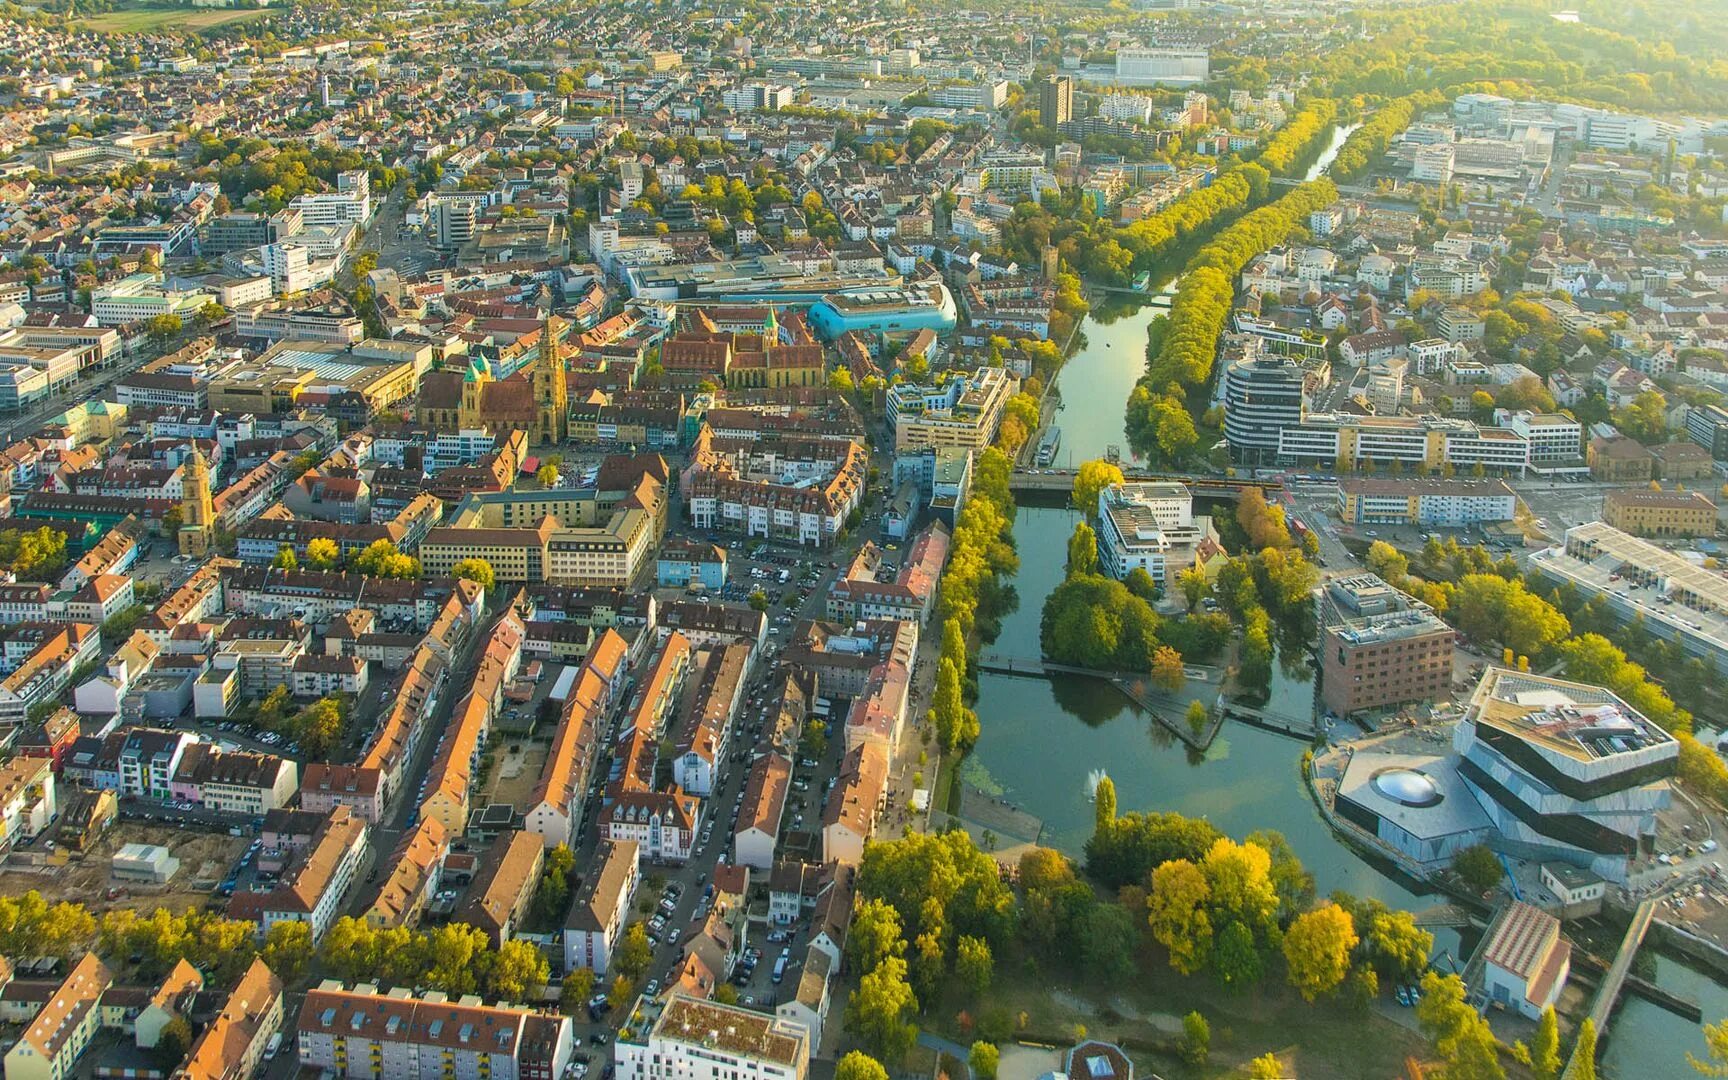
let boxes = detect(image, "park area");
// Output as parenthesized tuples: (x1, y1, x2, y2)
(75, 4, 268, 34)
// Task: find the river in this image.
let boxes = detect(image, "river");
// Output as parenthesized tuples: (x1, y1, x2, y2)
(970, 120, 1723, 1071)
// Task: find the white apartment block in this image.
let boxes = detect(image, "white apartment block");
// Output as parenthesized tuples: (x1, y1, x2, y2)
(617, 995, 809, 1080)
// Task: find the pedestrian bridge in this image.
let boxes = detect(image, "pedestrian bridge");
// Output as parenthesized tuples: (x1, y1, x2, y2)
(1009, 468, 1284, 501)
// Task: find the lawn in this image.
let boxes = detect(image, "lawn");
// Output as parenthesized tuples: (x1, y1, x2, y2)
(77, 5, 268, 34)
(913, 942, 1434, 1080)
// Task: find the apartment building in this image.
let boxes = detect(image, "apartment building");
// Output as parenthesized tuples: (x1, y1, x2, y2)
(1601, 489, 1718, 538)
(295, 984, 573, 1080)
(3, 955, 113, 1080)
(227, 805, 369, 943)
(168, 744, 299, 815)
(825, 522, 949, 624)
(455, 831, 544, 947)
(616, 994, 809, 1080)
(562, 838, 640, 975)
(525, 630, 626, 849)
(174, 957, 285, 1080)
(1336, 477, 1518, 526)
(887, 367, 1011, 451)
(1319, 575, 1456, 717)
(361, 817, 449, 930)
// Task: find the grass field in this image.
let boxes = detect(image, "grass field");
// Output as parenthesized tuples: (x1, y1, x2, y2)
(76, 5, 268, 34)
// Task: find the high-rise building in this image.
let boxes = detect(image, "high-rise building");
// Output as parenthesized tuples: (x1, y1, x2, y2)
(1319, 574, 1455, 717)
(1222, 355, 1310, 457)
(179, 445, 215, 557)
(1039, 74, 1073, 128)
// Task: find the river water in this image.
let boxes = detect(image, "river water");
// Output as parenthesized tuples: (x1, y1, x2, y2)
(969, 121, 1723, 1071)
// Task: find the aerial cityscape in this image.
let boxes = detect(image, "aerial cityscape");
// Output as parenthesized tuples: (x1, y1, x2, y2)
(0, 0, 1725, 1077)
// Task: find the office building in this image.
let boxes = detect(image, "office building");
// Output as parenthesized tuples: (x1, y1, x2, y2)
(420, 484, 662, 587)
(262, 242, 316, 295)
(1113, 46, 1210, 85)
(1279, 413, 1530, 474)
(1601, 489, 1718, 538)
(1039, 75, 1073, 128)
(887, 366, 1012, 451)
(1335, 477, 1518, 526)
(617, 994, 809, 1080)
(89, 273, 213, 326)
(1686, 402, 1728, 461)
(1093, 482, 1214, 585)
(296, 984, 573, 1080)
(1453, 667, 1677, 883)
(1222, 355, 1311, 456)
(1529, 521, 1728, 675)
(1319, 575, 1455, 717)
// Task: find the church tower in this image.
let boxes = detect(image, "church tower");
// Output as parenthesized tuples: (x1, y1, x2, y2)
(534, 315, 568, 446)
(178, 445, 215, 557)
(459, 357, 492, 431)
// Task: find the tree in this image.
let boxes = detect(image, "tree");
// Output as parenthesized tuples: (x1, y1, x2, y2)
(1066, 520, 1099, 578)
(1180, 1012, 1210, 1066)
(351, 538, 419, 579)
(1070, 460, 1125, 516)
(1235, 487, 1292, 549)
(488, 939, 551, 1000)
(1565, 1018, 1597, 1080)
(1366, 909, 1433, 982)
(1694, 1020, 1728, 1076)
(955, 935, 993, 995)
(261, 920, 311, 983)
(849, 898, 906, 975)
(1147, 859, 1213, 975)
(293, 696, 344, 758)
(1150, 646, 1185, 693)
(1185, 700, 1208, 738)
(1079, 903, 1137, 983)
(1246, 1053, 1285, 1079)
(846, 956, 919, 1064)
(748, 589, 770, 612)
(1093, 776, 1116, 837)
(145, 313, 183, 345)
(1282, 903, 1358, 1001)
(1419, 972, 1506, 1080)
(969, 1042, 1000, 1080)
(305, 537, 340, 570)
(156, 1015, 193, 1068)
(1365, 540, 1408, 585)
(830, 366, 856, 392)
(1211, 919, 1264, 990)
(1452, 845, 1502, 893)
(835, 1052, 890, 1080)
(537, 463, 560, 487)
(451, 558, 496, 590)
(616, 922, 652, 981)
(1515, 1005, 1562, 1080)
(560, 968, 595, 1015)
(272, 545, 299, 570)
